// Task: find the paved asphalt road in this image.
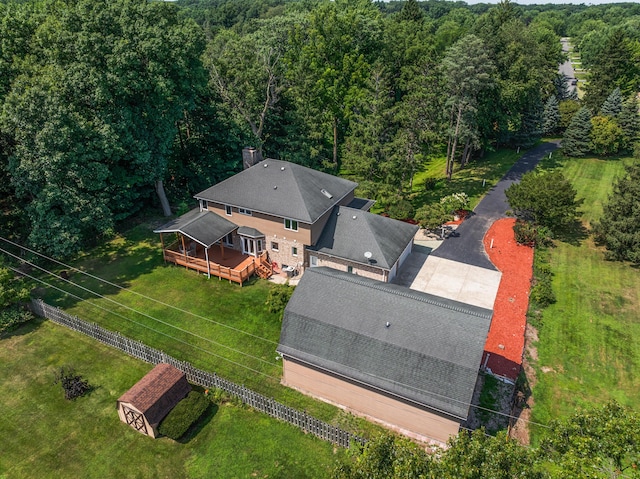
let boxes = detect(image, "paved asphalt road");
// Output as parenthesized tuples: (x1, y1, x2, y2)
(559, 37, 577, 95)
(430, 140, 561, 270)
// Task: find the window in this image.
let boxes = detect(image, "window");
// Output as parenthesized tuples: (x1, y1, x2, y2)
(225, 205, 232, 216)
(238, 208, 252, 216)
(257, 239, 263, 254)
(347, 266, 353, 274)
(271, 242, 279, 251)
(284, 218, 298, 231)
(224, 233, 233, 246)
(292, 246, 298, 256)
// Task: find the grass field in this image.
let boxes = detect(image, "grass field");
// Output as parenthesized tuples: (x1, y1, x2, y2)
(0, 319, 343, 478)
(410, 148, 522, 211)
(529, 155, 640, 442)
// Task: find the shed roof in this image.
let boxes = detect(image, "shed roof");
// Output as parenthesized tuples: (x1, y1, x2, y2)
(118, 363, 191, 425)
(153, 209, 237, 248)
(194, 159, 357, 224)
(277, 268, 492, 420)
(308, 207, 419, 270)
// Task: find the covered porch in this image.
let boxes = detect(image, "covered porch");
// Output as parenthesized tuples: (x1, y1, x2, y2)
(154, 209, 272, 285)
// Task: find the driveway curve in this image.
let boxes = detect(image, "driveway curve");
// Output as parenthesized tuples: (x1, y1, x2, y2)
(430, 140, 560, 270)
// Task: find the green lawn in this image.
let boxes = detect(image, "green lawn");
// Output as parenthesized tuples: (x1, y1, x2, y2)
(27, 220, 379, 434)
(530, 155, 640, 442)
(0, 319, 343, 478)
(410, 148, 522, 211)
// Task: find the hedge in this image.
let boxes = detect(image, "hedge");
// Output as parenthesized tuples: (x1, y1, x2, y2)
(158, 391, 210, 440)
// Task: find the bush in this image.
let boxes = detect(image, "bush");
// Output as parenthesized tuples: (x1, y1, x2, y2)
(0, 304, 34, 335)
(53, 366, 92, 400)
(265, 283, 295, 316)
(530, 259, 556, 307)
(513, 220, 552, 247)
(387, 199, 415, 220)
(423, 177, 440, 191)
(158, 391, 210, 440)
(439, 192, 469, 214)
(415, 203, 451, 231)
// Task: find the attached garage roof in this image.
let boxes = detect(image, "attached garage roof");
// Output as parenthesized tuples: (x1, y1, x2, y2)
(277, 268, 492, 420)
(308, 206, 419, 270)
(154, 208, 237, 248)
(118, 363, 191, 425)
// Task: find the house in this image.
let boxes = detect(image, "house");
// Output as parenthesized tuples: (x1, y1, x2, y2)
(277, 267, 492, 445)
(117, 363, 191, 438)
(155, 156, 416, 284)
(307, 206, 418, 282)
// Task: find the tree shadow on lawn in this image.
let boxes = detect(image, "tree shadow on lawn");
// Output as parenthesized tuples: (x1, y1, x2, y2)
(555, 218, 589, 246)
(0, 315, 45, 340)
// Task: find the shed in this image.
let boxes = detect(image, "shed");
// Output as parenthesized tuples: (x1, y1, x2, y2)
(117, 363, 191, 438)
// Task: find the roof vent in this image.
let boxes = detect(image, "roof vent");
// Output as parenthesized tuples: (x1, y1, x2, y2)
(321, 188, 333, 199)
(352, 215, 357, 220)
(385, 321, 390, 328)
(280, 166, 285, 171)
(263, 163, 268, 168)
(274, 186, 277, 189)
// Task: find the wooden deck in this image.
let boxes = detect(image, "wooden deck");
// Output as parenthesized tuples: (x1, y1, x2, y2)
(162, 242, 271, 286)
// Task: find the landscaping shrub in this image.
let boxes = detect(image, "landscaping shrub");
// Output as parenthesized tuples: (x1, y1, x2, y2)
(265, 283, 295, 316)
(513, 220, 554, 247)
(530, 260, 556, 307)
(0, 304, 34, 336)
(439, 192, 469, 214)
(387, 199, 415, 220)
(158, 391, 210, 440)
(423, 177, 439, 191)
(53, 366, 92, 400)
(415, 203, 450, 231)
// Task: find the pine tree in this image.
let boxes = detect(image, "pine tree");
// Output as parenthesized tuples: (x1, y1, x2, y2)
(542, 96, 560, 135)
(593, 162, 640, 263)
(562, 107, 592, 157)
(618, 96, 640, 147)
(600, 87, 622, 117)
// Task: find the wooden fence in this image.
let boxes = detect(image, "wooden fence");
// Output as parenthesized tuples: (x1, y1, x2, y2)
(30, 299, 364, 448)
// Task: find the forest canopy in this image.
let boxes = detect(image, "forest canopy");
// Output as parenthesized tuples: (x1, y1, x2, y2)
(0, 0, 638, 257)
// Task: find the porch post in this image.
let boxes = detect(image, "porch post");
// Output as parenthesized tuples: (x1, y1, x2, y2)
(205, 247, 211, 279)
(159, 233, 166, 263)
(181, 234, 187, 266)
(220, 242, 225, 260)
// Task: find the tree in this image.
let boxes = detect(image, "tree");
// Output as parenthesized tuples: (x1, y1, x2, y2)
(505, 170, 582, 232)
(540, 401, 640, 478)
(1, 0, 206, 257)
(618, 96, 640, 148)
(593, 161, 640, 263)
(0, 262, 32, 335)
(558, 100, 581, 131)
(441, 34, 496, 179)
(542, 96, 560, 136)
(600, 87, 623, 117)
(562, 106, 592, 157)
(585, 29, 639, 112)
(590, 115, 624, 156)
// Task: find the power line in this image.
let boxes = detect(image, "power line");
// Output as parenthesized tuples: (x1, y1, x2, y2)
(0, 236, 278, 346)
(1, 242, 552, 431)
(5, 263, 280, 381)
(0, 247, 277, 369)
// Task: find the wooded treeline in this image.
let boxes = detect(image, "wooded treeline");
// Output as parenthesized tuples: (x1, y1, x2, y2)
(0, 0, 638, 257)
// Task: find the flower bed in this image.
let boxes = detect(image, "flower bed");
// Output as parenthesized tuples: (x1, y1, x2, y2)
(482, 218, 534, 382)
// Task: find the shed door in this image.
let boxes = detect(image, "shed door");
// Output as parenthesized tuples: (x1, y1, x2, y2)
(123, 405, 147, 434)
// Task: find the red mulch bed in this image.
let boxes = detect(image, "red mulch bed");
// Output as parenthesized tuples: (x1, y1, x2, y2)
(482, 218, 534, 381)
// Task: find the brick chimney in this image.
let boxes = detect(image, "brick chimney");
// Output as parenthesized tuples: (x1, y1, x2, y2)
(242, 147, 263, 169)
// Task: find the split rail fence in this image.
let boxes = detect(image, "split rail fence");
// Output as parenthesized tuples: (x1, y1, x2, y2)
(31, 299, 365, 448)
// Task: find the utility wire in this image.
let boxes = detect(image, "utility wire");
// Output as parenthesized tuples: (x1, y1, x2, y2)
(5, 263, 280, 381)
(0, 236, 278, 345)
(0, 247, 276, 368)
(2, 242, 552, 430)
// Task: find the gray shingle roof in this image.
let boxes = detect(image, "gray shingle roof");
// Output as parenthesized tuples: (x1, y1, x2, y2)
(308, 207, 419, 270)
(153, 209, 237, 248)
(194, 159, 358, 224)
(277, 268, 492, 420)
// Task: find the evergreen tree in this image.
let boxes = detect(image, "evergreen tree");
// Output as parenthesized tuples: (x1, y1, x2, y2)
(542, 96, 560, 135)
(600, 87, 622, 117)
(398, 0, 424, 23)
(562, 106, 592, 157)
(618, 96, 640, 147)
(593, 161, 640, 263)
